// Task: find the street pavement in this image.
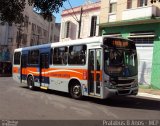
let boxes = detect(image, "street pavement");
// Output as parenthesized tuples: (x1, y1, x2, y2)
(138, 92, 160, 99)
(138, 88, 160, 99)
(0, 77, 160, 120)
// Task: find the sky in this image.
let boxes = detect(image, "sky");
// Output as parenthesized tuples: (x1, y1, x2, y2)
(53, 0, 98, 23)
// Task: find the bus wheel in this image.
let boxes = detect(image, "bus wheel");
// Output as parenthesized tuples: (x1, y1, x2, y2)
(27, 76, 34, 90)
(70, 83, 82, 99)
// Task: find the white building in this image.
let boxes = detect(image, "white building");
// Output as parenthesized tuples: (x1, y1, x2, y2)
(60, 1, 101, 42)
(53, 23, 61, 42)
(0, 2, 60, 61)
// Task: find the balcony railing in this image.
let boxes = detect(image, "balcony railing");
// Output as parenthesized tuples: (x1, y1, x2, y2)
(122, 5, 157, 21)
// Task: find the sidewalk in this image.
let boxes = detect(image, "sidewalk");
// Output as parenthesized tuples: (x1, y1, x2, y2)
(138, 87, 160, 99)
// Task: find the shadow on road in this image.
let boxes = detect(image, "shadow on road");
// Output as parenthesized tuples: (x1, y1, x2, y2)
(83, 96, 160, 111)
(21, 86, 160, 111)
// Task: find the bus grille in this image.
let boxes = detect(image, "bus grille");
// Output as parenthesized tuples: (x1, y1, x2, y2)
(116, 84, 131, 89)
(111, 79, 134, 85)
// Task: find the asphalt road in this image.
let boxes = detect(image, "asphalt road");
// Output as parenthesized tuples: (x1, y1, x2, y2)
(0, 77, 160, 120)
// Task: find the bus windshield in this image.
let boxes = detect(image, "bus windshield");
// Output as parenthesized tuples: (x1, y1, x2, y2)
(103, 38, 138, 77)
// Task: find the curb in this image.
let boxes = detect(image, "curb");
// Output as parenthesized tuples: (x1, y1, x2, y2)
(138, 93, 160, 99)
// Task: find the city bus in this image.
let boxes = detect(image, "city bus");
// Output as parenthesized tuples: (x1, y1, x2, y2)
(13, 36, 138, 99)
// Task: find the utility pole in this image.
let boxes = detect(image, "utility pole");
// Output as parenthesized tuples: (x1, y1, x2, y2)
(78, 7, 83, 39)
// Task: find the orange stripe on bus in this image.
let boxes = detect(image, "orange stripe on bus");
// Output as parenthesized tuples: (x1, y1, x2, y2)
(47, 68, 88, 80)
(13, 67, 19, 73)
(15, 67, 102, 81)
(22, 67, 88, 80)
(26, 67, 40, 76)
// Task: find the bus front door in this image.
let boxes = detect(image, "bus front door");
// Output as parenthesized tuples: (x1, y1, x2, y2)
(40, 53, 49, 89)
(88, 49, 102, 97)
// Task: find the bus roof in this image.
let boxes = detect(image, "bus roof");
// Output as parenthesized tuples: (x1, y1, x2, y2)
(14, 43, 51, 52)
(14, 48, 22, 52)
(14, 37, 102, 52)
(51, 36, 102, 48)
(14, 36, 132, 52)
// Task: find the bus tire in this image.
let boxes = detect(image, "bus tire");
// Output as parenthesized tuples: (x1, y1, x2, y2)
(70, 82, 82, 99)
(27, 76, 35, 90)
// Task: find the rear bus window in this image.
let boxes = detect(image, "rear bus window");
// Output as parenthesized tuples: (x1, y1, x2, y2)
(14, 52, 21, 65)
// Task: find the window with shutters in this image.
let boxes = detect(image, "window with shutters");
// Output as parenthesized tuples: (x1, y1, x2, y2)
(61, 21, 72, 39)
(137, 0, 148, 7)
(90, 16, 97, 37)
(24, 15, 29, 30)
(66, 21, 70, 38)
(109, 3, 117, 13)
(130, 37, 154, 44)
(61, 22, 65, 39)
(127, 0, 132, 9)
(129, 32, 155, 44)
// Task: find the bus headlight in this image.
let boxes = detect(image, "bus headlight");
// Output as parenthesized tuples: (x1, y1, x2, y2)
(131, 80, 138, 88)
(104, 80, 116, 89)
(104, 80, 109, 87)
(109, 83, 116, 89)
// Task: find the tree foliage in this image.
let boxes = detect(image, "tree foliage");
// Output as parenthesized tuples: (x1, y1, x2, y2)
(0, 0, 66, 24)
(0, 0, 25, 24)
(151, 0, 160, 3)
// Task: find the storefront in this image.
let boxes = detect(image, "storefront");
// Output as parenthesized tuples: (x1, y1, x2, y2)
(0, 47, 10, 61)
(100, 19, 160, 89)
(0, 47, 12, 77)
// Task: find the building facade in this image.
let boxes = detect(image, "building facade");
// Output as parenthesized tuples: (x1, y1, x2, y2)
(54, 23, 61, 42)
(0, 2, 60, 62)
(60, 1, 101, 42)
(99, 0, 160, 89)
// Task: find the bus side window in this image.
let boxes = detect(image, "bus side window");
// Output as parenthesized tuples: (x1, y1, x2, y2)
(68, 45, 86, 65)
(41, 54, 49, 68)
(45, 54, 49, 68)
(28, 50, 39, 65)
(80, 45, 86, 64)
(53, 47, 68, 65)
(21, 54, 27, 67)
(50, 49, 53, 65)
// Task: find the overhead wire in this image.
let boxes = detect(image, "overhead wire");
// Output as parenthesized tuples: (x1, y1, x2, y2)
(62, 6, 79, 22)
(67, 0, 79, 22)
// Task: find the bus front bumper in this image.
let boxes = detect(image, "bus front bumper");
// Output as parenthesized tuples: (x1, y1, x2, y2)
(103, 87, 139, 99)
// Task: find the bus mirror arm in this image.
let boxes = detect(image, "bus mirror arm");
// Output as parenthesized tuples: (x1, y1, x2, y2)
(100, 44, 108, 49)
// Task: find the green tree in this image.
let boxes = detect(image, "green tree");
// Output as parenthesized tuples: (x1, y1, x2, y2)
(0, 0, 66, 24)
